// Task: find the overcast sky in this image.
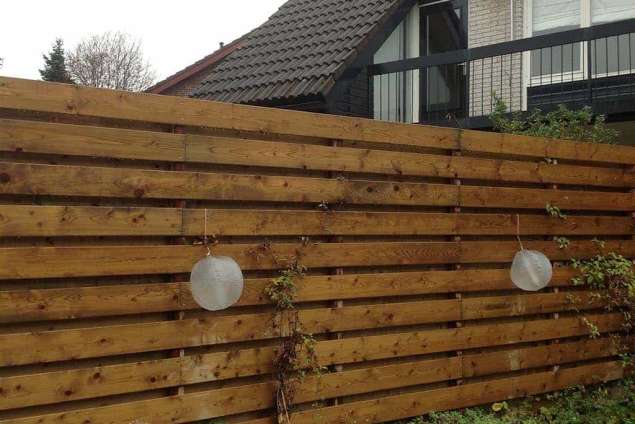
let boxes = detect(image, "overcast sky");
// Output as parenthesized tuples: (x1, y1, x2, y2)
(0, 0, 288, 82)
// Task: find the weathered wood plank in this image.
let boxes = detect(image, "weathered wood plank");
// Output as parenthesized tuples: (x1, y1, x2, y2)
(0, 205, 182, 237)
(186, 209, 635, 236)
(2, 162, 632, 210)
(0, 311, 621, 368)
(0, 268, 580, 322)
(289, 361, 624, 424)
(2, 77, 635, 165)
(460, 184, 634, 211)
(1, 205, 631, 237)
(0, 162, 459, 206)
(0, 240, 632, 280)
(316, 313, 622, 366)
(2, 118, 633, 187)
(1, 333, 619, 410)
(0, 77, 459, 149)
(461, 336, 624, 378)
(461, 292, 602, 319)
(461, 129, 635, 165)
(2, 360, 623, 424)
(0, 299, 460, 367)
(0, 118, 185, 161)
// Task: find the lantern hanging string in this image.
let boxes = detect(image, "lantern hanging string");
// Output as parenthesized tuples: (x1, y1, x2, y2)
(516, 214, 525, 251)
(204, 208, 212, 257)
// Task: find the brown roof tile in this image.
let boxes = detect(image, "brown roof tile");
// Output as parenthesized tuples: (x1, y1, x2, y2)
(191, 0, 402, 104)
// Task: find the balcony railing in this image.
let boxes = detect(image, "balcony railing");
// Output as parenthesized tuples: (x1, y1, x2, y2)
(368, 18, 635, 128)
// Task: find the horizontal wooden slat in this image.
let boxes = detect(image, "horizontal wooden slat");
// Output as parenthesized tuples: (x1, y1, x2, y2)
(0, 309, 621, 368)
(0, 77, 459, 150)
(2, 118, 633, 188)
(0, 118, 185, 161)
(289, 361, 625, 424)
(461, 128, 635, 165)
(2, 77, 635, 165)
(459, 184, 634, 211)
(461, 291, 603, 319)
(2, 335, 620, 411)
(2, 360, 623, 424)
(2, 162, 632, 210)
(0, 162, 458, 206)
(0, 268, 582, 323)
(0, 205, 182, 237)
(0, 299, 461, 366)
(316, 313, 622, 366)
(1, 205, 632, 237)
(1, 240, 632, 279)
(461, 336, 623, 378)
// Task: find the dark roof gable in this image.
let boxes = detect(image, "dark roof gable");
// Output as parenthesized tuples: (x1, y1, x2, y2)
(191, 0, 403, 105)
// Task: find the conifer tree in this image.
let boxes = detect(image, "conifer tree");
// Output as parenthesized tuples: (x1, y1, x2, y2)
(40, 39, 73, 83)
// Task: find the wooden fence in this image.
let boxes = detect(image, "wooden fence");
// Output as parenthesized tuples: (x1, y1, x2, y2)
(0, 76, 634, 423)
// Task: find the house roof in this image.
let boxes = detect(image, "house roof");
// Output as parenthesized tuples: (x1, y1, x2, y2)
(146, 38, 244, 95)
(191, 0, 404, 105)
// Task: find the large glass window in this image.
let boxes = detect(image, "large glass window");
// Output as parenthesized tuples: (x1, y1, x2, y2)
(590, 0, 635, 75)
(530, 0, 581, 77)
(591, 0, 635, 24)
(373, 6, 420, 122)
(373, 22, 407, 122)
(532, 0, 581, 34)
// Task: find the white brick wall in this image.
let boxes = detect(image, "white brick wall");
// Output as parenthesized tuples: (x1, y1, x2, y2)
(468, 0, 525, 116)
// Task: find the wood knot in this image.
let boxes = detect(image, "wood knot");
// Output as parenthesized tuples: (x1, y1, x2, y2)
(133, 188, 145, 198)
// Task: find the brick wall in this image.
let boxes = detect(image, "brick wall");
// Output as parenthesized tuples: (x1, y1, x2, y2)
(159, 69, 215, 97)
(468, 0, 525, 117)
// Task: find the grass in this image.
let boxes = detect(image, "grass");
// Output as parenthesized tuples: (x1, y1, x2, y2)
(395, 379, 635, 424)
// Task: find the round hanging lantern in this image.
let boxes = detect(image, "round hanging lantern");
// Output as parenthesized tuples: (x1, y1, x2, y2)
(190, 255, 244, 311)
(510, 249, 553, 292)
(510, 214, 553, 292)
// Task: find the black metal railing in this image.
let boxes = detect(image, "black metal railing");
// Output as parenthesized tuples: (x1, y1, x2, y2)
(368, 18, 635, 128)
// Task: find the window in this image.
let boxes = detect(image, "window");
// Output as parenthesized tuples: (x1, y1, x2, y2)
(530, 0, 581, 77)
(591, 0, 635, 25)
(590, 0, 635, 75)
(532, 0, 580, 34)
(527, 0, 635, 79)
(373, 6, 420, 122)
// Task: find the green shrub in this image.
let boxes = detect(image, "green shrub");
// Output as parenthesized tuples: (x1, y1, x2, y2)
(489, 96, 618, 144)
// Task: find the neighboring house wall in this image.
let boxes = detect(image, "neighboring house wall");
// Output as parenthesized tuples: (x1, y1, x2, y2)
(331, 68, 371, 117)
(371, 1, 526, 123)
(468, 0, 524, 117)
(158, 70, 214, 97)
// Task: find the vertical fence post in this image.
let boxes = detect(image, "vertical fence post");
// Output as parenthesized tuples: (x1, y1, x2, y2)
(329, 138, 345, 406)
(549, 182, 561, 373)
(453, 140, 464, 386)
(170, 124, 187, 396)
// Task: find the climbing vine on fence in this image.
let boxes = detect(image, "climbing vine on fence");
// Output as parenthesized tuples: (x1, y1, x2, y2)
(544, 204, 633, 362)
(568, 239, 635, 363)
(256, 244, 324, 424)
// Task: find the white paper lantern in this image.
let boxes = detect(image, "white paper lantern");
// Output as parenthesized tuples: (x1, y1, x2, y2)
(510, 250, 553, 291)
(190, 255, 244, 311)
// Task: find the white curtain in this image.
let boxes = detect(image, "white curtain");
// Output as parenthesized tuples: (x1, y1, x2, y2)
(533, 0, 581, 33)
(592, 0, 635, 24)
